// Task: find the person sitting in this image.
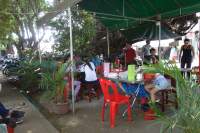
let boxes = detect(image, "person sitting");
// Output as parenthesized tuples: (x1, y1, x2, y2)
(80, 58, 98, 84)
(143, 48, 159, 65)
(91, 55, 102, 67)
(64, 75, 81, 102)
(144, 73, 170, 103)
(80, 58, 99, 100)
(63, 56, 81, 102)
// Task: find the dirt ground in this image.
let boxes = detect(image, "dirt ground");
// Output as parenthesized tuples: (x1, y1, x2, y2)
(0, 82, 59, 133)
(0, 73, 181, 133)
(58, 99, 162, 133)
(38, 97, 181, 133)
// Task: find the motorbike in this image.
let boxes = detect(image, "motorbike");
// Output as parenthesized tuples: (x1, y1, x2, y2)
(1, 58, 20, 76)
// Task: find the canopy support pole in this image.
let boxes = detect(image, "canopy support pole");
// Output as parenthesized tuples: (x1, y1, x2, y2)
(157, 21, 161, 57)
(107, 28, 110, 58)
(68, 8, 75, 114)
(36, 28, 42, 63)
(38, 43, 42, 63)
(198, 18, 200, 77)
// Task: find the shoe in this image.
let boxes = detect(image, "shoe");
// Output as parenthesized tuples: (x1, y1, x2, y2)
(11, 111, 25, 119)
(155, 99, 160, 103)
(2, 118, 17, 127)
(15, 118, 24, 124)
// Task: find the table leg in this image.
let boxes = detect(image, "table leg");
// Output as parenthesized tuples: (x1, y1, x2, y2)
(122, 84, 141, 117)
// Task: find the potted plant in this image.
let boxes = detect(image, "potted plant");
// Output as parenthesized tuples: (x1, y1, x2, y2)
(40, 61, 71, 114)
(146, 61, 200, 133)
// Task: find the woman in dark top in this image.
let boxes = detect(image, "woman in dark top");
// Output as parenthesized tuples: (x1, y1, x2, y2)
(179, 38, 194, 78)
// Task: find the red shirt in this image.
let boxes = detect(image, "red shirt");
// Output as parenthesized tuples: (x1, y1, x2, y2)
(125, 48, 136, 64)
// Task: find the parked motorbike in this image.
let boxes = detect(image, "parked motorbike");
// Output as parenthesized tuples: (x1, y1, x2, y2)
(1, 58, 20, 76)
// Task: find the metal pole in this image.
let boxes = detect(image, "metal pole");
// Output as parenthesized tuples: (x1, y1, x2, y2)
(106, 28, 110, 58)
(38, 44, 42, 63)
(157, 21, 161, 56)
(68, 8, 75, 113)
(37, 28, 42, 63)
(198, 18, 200, 77)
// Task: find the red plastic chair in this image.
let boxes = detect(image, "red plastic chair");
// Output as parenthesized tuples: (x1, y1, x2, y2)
(99, 78, 132, 128)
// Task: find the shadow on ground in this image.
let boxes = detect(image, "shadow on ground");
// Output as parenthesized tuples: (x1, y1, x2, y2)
(46, 98, 179, 133)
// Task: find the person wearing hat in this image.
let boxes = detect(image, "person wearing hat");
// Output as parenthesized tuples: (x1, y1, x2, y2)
(179, 38, 195, 78)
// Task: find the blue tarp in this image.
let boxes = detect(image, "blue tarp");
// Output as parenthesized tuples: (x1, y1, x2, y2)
(121, 83, 149, 97)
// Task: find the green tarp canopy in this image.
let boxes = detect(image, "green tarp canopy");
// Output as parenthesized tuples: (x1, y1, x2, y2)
(79, 0, 200, 41)
(121, 22, 179, 42)
(79, 0, 200, 30)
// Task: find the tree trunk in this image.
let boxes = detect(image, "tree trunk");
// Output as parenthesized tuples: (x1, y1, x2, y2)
(15, 43, 23, 58)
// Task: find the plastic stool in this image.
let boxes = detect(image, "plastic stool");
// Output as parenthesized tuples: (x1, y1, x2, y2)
(7, 126, 14, 133)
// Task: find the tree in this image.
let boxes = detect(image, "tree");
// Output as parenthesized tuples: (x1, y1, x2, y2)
(10, 0, 48, 57)
(0, 0, 49, 57)
(0, 0, 15, 50)
(37, 0, 82, 27)
(49, 7, 96, 58)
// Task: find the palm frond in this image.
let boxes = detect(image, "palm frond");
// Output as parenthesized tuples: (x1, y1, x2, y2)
(40, 61, 72, 102)
(146, 61, 200, 132)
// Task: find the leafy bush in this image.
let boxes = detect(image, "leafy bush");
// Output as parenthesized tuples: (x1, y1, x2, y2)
(16, 61, 41, 92)
(146, 62, 200, 133)
(40, 61, 71, 103)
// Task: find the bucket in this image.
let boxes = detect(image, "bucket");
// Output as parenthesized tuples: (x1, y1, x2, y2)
(143, 73, 155, 80)
(144, 109, 156, 120)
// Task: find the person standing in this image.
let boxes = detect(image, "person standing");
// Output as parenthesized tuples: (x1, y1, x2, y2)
(179, 38, 195, 78)
(123, 42, 136, 67)
(142, 40, 151, 60)
(169, 38, 179, 62)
